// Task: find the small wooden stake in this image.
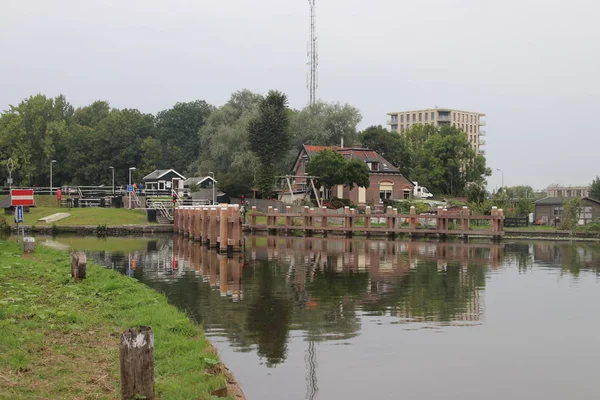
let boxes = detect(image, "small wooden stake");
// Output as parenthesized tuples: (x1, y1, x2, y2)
(119, 326, 155, 400)
(23, 237, 35, 253)
(70, 251, 86, 281)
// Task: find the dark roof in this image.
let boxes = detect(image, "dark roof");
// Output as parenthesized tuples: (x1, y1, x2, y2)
(142, 169, 186, 181)
(534, 197, 564, 205)
(183, 176, 217, 186)
(301, 145, 400, 173)
(534, 196, 600, 205)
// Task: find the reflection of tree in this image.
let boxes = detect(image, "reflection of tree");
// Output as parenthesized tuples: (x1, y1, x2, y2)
(246, 262, 291, 367)
(363, 261, 486, 322)
(504, 243, 533, 272)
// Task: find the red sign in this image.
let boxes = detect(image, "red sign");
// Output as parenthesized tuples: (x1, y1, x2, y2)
(11, 189, 35, 207)
(56, 189, 62, 201)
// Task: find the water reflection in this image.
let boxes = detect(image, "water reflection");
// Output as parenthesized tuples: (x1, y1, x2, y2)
(75, 236, 600, 400)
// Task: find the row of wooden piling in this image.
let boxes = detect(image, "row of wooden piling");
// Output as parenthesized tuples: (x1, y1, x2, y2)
(174, 205, 243, 252)
(250, 204, 505, 238)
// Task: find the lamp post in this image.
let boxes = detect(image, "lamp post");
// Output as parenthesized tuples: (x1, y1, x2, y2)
(50, 160, 57, 195)
(208, 172, 215, 205)
(109, 166, 115, 194)
(496, 168, 504, 190)
(129, 167, 136, 209)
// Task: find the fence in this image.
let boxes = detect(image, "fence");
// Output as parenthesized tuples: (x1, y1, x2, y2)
(504, 217, 529, 228)
(248, 205, 505, 239)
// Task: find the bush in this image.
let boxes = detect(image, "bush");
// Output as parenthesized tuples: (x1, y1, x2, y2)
(324, 197, 354, 209)
(0, 215, 9, 233)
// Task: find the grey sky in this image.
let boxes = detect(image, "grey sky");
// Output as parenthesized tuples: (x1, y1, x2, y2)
(1, 0, 598, 191)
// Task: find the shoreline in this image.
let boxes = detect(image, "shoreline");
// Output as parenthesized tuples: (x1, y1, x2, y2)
(8, 223, 600, 242)
(0, 240, 246, 399)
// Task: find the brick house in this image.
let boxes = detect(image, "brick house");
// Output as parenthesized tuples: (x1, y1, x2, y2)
(534, 196, 600, 225)
(288, 145, 414, 205)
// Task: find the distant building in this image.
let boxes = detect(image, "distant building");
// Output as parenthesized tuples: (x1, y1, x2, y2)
(386, 108, 486, 155)
(533, 196, 600, 225)
(142, 169, 186, 194)
(546, 185, 590, 198)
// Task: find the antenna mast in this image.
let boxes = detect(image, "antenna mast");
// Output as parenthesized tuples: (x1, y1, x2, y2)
(307, 0, 318, 105)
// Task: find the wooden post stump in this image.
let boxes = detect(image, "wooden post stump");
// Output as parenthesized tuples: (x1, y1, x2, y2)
(119, 326, 155, 400)
(23, 237, 35, 253)
(71, 251, 87, 281)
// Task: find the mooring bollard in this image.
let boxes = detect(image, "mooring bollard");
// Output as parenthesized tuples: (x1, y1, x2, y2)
(23, 237, 35, 253)
(70, 251, 86, 281)
(120, 326, 155, 400)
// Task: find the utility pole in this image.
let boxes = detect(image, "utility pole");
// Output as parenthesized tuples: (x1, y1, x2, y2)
(307, 0, 318, 105)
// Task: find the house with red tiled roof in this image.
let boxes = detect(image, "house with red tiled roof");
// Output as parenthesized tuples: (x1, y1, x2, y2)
(287, 144, 414, 205)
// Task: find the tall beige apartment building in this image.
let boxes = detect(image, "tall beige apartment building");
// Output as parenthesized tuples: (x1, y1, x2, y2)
(386, 108, 487, 155)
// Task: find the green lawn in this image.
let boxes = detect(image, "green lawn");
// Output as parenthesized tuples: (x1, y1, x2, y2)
(18, 207, 151, 226)
(0, 240, 232, 399)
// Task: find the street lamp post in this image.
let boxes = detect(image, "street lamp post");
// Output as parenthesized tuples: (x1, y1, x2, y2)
(50, 160, 57, 195)
(129, 167, 136, 209)
(496, 168, 504, 190)
(109, 166, 115, 194)
(208, 172, 215, 205)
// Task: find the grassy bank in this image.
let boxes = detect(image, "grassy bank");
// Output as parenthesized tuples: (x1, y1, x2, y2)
(12, 207, 151, 226)
(0, 240, 233, 399)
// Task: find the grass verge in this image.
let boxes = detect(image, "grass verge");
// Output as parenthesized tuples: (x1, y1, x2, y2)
(19, 207, 151, 226)
(0, 240, 232, 400)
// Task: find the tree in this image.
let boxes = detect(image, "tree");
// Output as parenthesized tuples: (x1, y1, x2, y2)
(248, 90, 291, 197)
(0, 94, 73, 186)
(343, 158, 370, 190)
(305, 149, 346, 196)
(590, 176, 600, 200)
(560, 197, 581, 230)
(403, 124, 491, 196)
(358, 125, 409, 175)
(192, 91, 263, 197)
(306, 150, 370, 199)
(155, 100, 214, 173)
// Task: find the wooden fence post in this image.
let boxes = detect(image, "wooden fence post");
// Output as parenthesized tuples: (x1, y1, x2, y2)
(71, 252, 86, 281)
(23, 237, 35, 253)
(321, 206, 328, 230)
(409, 206, 417, 230)
(119, 326, 154, 400)
(364, 206, 371, 230)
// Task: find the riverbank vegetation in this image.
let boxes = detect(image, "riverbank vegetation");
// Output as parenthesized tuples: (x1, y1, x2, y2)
(0, 240, 232, 399)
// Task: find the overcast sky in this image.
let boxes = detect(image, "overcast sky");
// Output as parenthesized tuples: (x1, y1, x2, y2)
(1, 0, 598, 190)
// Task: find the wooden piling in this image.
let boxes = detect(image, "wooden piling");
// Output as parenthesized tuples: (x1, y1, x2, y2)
(71, 252, 86, 281)
(119, 326, 154, 400)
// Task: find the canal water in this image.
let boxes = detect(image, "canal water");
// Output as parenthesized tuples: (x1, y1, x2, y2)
(42, 235, 600, 399)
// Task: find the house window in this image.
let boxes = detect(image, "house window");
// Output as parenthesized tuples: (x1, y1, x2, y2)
(412, 113, 416, 122)
(391, 115, 398, 123)
(553, 206, 563, 216)
(391, 124, 398, 131)
(158, 181, 165, 190)
(369, 162, 380, 171)
(400, 125, 405, 133)
(403, 188, 411, 199)
(579, 206, 593, 224)
(576, 190, 582, 197)
(419, 113, 422, 122)
(453, 113, 456, 121)
(425, 113, 429, 121)
(379, 182, 393, 202)
(400, 115, 404, 123)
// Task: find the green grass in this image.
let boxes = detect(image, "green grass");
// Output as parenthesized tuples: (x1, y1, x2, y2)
(0, 240, 231, 399)
(505, 225, 563, 231)
(19, 207, 151, 226)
